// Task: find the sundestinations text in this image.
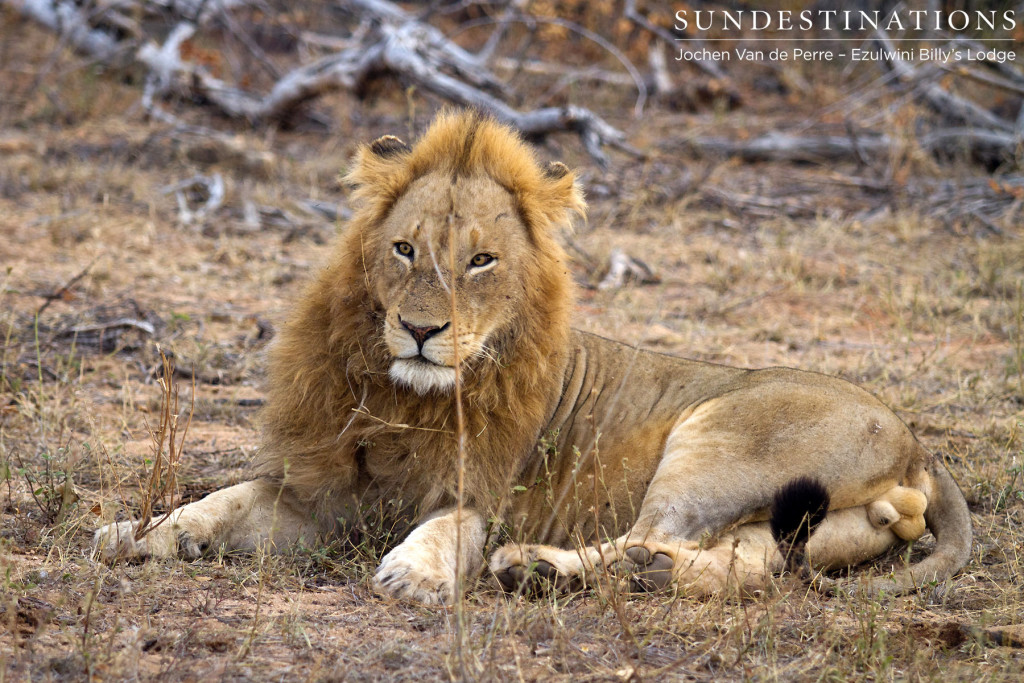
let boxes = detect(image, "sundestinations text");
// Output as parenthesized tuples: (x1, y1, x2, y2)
(673, 9, 1016, 33)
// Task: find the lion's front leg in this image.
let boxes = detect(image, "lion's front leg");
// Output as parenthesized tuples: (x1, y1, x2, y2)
(93, 479, 321, 561)
(373, 508, 487, 605)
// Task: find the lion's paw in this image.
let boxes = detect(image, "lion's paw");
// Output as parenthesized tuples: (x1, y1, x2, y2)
(489, 544, 588, 595)
(490, 542, 682, 595)
(615, 545, 676, 592)
(93, 514, 208, 563)
(93, 520, 177, 562)
(373, 546, 456, 605)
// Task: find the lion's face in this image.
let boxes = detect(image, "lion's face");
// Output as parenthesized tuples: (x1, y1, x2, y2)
(340, 113, 584, 396)
(370, 171, 533, 394)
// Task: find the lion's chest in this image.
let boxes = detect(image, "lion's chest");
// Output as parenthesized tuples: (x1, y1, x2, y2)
(358, 429, 454, 500)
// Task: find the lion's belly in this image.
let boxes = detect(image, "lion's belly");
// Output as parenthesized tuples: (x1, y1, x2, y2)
(509, 419, 674, 545)
(504, 331, 746, 544)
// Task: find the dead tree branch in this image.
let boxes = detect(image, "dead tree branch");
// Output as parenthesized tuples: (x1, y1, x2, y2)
(6, 0, 253, 57)
(950, 37, 1024, 85)
(10, 0, 639, 165)
(623, 0, 725, 81)
(491, 57, 634, 86)
(690, 131, 892, 163)
(11, 0, 123, 60)
(134, 0, 636, 165)
(691, 29, 1024, 169)
(940, 63, 1024, 99)
(875, 29, 1014, 134)
(597, 249, 660, 290)
(691, 127, 1022, 167)
(160, 173, 226, 226)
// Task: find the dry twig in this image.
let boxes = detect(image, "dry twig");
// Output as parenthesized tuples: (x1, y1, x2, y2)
(36, 256, 98, 317)
(160, 173, 225, 225)
(134, 352, 193, 542)
(597, 249, 660, 291)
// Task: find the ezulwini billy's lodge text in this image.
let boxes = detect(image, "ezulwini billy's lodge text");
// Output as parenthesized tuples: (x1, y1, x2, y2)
(677, 46, 1016, 64)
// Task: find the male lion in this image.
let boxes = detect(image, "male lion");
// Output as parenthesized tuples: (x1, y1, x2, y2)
(96, 110, 971, 604)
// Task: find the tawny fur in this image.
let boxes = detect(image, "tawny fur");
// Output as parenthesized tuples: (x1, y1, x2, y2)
(95, 110, 972, 604)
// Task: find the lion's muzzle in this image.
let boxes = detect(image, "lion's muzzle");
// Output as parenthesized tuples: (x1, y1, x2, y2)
(399, 317, 450, 353)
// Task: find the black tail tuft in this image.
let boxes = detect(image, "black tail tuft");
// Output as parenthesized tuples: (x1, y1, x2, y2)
(770, 477, 830, 578)
(770, 477, 830, 547)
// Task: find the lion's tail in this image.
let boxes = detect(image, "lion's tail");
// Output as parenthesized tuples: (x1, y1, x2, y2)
(770, 463, 972, 593)
(880, 461, 973, 593)
(770, 477, 830, 578)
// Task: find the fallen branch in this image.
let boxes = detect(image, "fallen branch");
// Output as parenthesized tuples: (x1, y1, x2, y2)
(37, 256, 98, 317)
(702, 184, 819, 219)
(950, 37, 1024, 85)
(59, 318, 156, 353)
(6, 0, 253, 57)
(12, 0, 637, 165)
(623, 0, 726, 81)
(911, 174, 1024, 235)
(63, 318, 155, 336)
(940, 63, 1024, 99)
(134, 0, 637, 165)
(139, 21, 196, 112)
(491, 57, 634, 86)
(690, 130, 892, 163)
(691, 126, 1020, 167)
(160, 173, 225, 225)
(647, 41, 673, 95)
(597, 249, 660, 290)
(10, 0, 122, 60)
(349, 0, 508, 95)
(875, 29, 1014, 133)
(704, 169, 1024, 235)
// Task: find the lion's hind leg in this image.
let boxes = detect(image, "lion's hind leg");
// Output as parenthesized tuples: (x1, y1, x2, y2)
(491, 480, 942, 599)
(490, 525, 786, 597)
(490, 531, 786, 598)
(489, 477, 825, 598)
(865, 486, 927, 542)
(492, 478, 908, 599)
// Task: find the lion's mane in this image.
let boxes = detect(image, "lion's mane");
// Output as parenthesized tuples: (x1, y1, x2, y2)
(255, 111, 585, 522)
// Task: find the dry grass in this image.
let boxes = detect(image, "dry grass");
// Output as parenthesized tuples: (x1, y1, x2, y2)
(2, 17, 1024, 683)
(132, 352, 192, 545)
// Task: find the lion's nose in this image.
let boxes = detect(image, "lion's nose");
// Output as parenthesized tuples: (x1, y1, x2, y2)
(399, 317, 449, 351)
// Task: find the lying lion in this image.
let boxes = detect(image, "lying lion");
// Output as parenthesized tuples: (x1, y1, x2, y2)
(96, 110, 971, 604)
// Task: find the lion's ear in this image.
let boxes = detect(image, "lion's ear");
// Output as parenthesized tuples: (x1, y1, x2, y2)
(345, 134, 413, 196)
(369, 135, 411, 158)
(543, 161, 570, 179)
(537, 160, 586, 229)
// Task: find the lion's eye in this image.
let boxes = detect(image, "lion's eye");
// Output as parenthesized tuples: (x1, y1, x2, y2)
(470, 253, 495, 268)
(394, 242, 414, 259)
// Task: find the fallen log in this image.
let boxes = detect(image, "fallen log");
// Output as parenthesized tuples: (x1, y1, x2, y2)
(691, 125, 1020, 168)
(690, 130, 892, 163)
(874, 29, 1014, 134)
(132, 0, 638, 165)
(13, 0, 636, 166)
(11, 0, 123, 60)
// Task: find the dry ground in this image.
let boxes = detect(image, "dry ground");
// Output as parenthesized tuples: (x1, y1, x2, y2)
(2, 15, 1024, 683)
